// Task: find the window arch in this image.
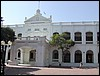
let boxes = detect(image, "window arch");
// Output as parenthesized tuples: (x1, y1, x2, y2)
(75, 50, 82, 63)
(29, 50, 36, 61)
(62, 50, 70, 63)
(52, 50, 59, 62)
(74, 32, 82, 41)
(86, 50, 93, 63)
(18, 33, 22, 37)
(53, 32, 59, 35)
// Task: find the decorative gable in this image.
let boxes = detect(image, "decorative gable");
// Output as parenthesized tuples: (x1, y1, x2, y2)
(24, 9, 52, 24)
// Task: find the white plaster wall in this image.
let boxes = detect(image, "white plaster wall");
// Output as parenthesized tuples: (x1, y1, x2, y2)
(49, 44, 99, 67)
(6, 21, 99, 67)
(36, 44, 44, 66)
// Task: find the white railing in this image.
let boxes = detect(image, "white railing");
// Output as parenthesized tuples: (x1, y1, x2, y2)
(16, 36, 46, 41)
(52, 21, 99, 26)
(3, 24, 24, 28)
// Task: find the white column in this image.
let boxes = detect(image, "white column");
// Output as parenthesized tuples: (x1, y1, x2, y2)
(82, 32, 86, 44)
(71, 25, 74, 41)
(94, 52, 98, 63)
(5, 45, 9, 63)
(20, 50, 23, 63)
(71, 32, 74, 41)
(59, 49, 62, 63)
(93, 32, 97, 44)
(82, 52, 86, 63)
(71, 51, 74, 63)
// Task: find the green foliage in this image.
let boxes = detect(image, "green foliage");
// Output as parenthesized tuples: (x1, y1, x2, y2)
(49, 33, 75, 51)
(1, 27, 16, 43)
(66, 39, 75, 46)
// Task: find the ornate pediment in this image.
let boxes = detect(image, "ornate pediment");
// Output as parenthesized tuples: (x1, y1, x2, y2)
(24, 9, 52, 24)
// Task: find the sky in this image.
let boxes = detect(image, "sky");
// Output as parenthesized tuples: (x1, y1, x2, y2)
(1, 1, 99, 25)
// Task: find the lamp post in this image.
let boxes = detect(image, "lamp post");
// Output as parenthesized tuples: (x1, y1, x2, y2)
(1, 41, 12, 75)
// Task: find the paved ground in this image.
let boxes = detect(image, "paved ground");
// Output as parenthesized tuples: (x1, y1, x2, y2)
(4, 64, 99, 75)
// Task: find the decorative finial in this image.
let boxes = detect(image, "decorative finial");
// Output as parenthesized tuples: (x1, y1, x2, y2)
(36, 1, 42, 15)
(38, 1, 40, 9)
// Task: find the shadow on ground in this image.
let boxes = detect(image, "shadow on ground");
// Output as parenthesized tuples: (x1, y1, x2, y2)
(47, 66, 73, 69)
(46, 66, 99, 69)
(4, 66, 41, 75)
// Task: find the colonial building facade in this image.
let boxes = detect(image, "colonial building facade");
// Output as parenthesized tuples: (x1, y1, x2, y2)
(3, 9, 99, 67)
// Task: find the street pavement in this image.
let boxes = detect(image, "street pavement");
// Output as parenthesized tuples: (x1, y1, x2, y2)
(4, 64, 99, 75)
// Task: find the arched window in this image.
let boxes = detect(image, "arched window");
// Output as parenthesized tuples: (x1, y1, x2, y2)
(29, 50, 36, 61)
(86, 32, 93, 41)
(18, 33, 22, 37)
(53, 32, 59, 35)
(18, 49, 21, 58)
(75, 50, 82, 63)
(52, 50, 58, 59)
(62, 50, 70, 63)
(18, 33, 22, 40)
(75, 32, 82, 41)
(62, 32, 71, 40)
(52, 50, 58, 62)
(74, 32, 82, 44)
(86, 50, 93, 63)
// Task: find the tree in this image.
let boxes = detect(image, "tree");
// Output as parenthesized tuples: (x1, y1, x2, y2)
(1, 17, 17, 75)
(1, 27, 16, 43)
(1, 17, 16, 43)
(49, 32, 75, 52)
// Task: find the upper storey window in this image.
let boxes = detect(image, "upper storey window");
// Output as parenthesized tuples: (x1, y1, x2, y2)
(75, 32, 82, 41)
(86, 32, 93, 41)
(35, 28, 39, 31)
(74, 32, 82, 44)
(43, 28, 47, 31)
(28, 29, 31, 31)
(86, 32, 93, 44)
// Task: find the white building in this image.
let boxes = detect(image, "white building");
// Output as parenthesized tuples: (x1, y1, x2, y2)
(3, 9, 99, 67)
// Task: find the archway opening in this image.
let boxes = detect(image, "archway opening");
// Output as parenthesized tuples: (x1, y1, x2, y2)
(86, 50, 93, 63)
(52, 50, 59, 62)
(7, 49, 11, 60)
(29, 50, 36, 61)
(75, 50, 82, 63)
(62, 50, 70, 63)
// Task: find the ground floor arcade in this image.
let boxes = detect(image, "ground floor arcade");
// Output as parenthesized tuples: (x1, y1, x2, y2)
(6, 44, 99, 67)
